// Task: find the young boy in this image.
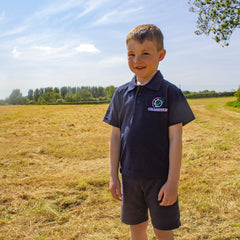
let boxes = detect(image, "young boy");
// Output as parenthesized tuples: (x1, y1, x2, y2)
(103, 24, 195, 240)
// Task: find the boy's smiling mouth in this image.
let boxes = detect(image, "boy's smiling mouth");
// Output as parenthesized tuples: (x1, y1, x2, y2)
(135, 66, 146, 70)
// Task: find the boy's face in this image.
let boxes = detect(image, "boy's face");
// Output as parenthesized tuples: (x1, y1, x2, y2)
(127, 39, 166, 84)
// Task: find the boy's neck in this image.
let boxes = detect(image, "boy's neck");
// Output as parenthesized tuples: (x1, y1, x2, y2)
(136, 71, 157, 86)
(136, 79, 148, 86)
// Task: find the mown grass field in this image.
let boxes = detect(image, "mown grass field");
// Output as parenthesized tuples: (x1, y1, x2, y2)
(0, 97, 239, 240)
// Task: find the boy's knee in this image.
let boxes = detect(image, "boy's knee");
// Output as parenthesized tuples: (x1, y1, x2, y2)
(130, 221, 148, 240)
(153, 228, 174, 240)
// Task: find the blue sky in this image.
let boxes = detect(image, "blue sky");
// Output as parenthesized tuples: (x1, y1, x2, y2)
(0, 0, 239, 99)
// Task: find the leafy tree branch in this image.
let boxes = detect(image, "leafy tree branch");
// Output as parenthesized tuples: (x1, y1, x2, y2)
(189, 0, 240, 46)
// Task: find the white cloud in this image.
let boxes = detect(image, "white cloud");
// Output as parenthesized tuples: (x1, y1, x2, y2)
(0, 25, 27, 38)
(77, 0, 108, 18)
(25, 44, 77, 60)
(33, 0, 84, 19)
(93, 7, 143, 25)
(11, 47, 21, 58)
(75, 43, 100, 53)
(94, 10, 117, 25)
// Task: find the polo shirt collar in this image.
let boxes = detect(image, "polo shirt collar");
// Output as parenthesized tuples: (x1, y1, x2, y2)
(127, 70, 163, 92)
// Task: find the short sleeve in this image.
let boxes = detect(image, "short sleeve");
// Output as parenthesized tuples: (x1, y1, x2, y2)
(103, 90, 121, 128)
(168, 88, 195, 126)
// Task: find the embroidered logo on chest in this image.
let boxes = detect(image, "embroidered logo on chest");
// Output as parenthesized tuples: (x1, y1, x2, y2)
(148, 97, 168, 112)
(152, 97, 163, 108)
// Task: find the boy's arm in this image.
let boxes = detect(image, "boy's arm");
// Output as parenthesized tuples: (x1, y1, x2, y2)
(109, 126, 122, 201)
(158, 123, 182, 206)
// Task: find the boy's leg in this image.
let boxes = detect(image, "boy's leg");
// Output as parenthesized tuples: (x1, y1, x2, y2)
(153, 228, 174, 240)
(130, 221, 148, 240)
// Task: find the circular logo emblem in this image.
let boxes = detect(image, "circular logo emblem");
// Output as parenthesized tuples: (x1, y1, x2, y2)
(152, 97, 163, 108)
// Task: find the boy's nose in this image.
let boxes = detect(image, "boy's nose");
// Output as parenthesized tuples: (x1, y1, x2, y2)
(133, 55, 142, 63)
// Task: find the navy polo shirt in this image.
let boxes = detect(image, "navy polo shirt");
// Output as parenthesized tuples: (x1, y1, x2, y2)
(103, 71, 195, 178)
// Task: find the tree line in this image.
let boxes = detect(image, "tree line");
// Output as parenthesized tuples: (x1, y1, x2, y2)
(183, 89, 236, 99)
(0, 86, 238, 106)
(0, 86, 116, 105)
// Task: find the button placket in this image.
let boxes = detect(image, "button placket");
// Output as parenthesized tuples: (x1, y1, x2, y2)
(130, 86, 143, 127)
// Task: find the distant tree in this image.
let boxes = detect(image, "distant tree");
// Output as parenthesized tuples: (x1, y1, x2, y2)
(235, 86, 240, 101)
(28, 89, 34, 100)
(7, 89, 22, 105)
(16, 96, 28, 105)
(76, 88, 92, 101)
(45, 87, 53, 93)
(60, 87, 68, 99)
(54, 87, 60, 93)
(80, 86, 90, 92)
(105, 86, 117, 99)
(37, 96, 47, 105)
(38, 93, 49, 104)
(39, 88, 44, 96)
(54, 92, 63, 102)
(97, 87, 106, 98)
(90, 87, 98, 98)
(90, 86, 106, 98)
(71, 87, 77, 94)
(38, 92, 62, 104)
(67, 86, 73, 94)
(34, 88, 40, 102)
(183, 90, 191, 95)
(201, 90, 211, 93)
(65, 93, 75, 102)
(188, 0, 240, 46)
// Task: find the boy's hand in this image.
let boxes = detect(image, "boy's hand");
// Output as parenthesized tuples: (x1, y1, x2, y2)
(158, 180, 178, 206)
(109, 176, 122, 201)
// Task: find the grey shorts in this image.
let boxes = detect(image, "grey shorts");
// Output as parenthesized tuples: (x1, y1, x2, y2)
(121, 176, 181, 230)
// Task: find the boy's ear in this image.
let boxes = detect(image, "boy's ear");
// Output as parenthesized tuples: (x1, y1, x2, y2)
(158, 49, 166, 62)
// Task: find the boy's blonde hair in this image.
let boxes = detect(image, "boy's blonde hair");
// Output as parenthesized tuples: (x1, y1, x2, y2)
(126, 24, 164, 50)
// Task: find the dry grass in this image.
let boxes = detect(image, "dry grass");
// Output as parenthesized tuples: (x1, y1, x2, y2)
(0, 98, 239, 240)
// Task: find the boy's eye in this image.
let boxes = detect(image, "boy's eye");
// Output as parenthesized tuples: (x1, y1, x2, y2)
(128, 53, 135, 57)
(143, 52, 149, 55)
